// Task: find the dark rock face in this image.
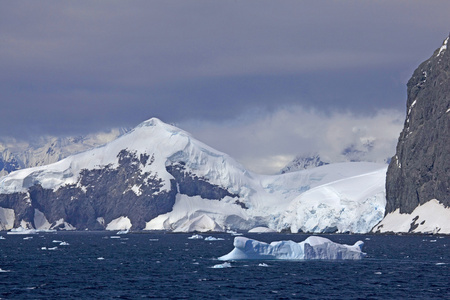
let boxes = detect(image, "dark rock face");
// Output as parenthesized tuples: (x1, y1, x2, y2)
(385, 34, 450, 214)
(0, 149, 238, 230)
(166, 162, 238, 200)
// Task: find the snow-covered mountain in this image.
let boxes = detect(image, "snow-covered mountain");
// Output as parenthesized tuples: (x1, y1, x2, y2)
(0, 129, 128, 177)
(280, 154, 330, 173)
(0, 118, 387, 233)
(280, 142, 391, 174)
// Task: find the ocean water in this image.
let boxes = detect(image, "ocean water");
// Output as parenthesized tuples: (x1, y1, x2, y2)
(0, 232, 449, 299)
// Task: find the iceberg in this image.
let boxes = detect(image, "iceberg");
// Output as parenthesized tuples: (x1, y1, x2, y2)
(205, 236, 225, 241)
(7, 227, 37, 235)
(187, 234, 204, 240)
(211, 262, 232, 268)
(218, 236, 366, 261)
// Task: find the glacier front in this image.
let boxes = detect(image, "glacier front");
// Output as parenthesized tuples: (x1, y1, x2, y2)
(218, 236, 366, 261)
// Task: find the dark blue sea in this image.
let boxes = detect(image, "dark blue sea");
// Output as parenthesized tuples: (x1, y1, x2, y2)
(0, 232, 449, 299)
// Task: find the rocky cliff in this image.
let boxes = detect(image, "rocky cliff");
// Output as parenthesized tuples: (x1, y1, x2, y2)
(385, 34, 450, 214)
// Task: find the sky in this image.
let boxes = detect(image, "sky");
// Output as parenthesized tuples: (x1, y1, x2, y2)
(1, 1, 450, 174)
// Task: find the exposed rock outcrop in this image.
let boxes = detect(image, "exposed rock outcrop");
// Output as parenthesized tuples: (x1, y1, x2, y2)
(385, 34, 450, 214)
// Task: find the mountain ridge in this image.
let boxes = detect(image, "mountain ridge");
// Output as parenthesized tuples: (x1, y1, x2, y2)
(0, 118, 386, 233)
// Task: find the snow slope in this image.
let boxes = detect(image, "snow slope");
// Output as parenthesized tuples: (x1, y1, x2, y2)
(0, 118, 388, 233)
(373, 199, 450, 234)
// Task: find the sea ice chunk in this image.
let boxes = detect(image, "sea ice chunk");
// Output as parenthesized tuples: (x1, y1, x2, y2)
(205, 236, 224, 241)
(188, 234, 204, 240)
(211, 262, 232, 268)
(218, 236, 365, 261)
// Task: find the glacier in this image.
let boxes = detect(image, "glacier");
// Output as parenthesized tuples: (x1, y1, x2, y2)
(218, 236, 366, 261)
(0, 118, 388, 233)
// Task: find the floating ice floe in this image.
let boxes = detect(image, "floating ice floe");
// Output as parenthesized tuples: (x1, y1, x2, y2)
(226, 230, 243, 236)
(42, 246, 58, 250)
(205, 236, 225, 241)
(218, 236, 366, 261)
(0, 268, 10, 272)
(0, 236, 5, 240)
(116, 229, 129, 235)
(188, 234, 204, 240)
(7, 227, 37, 235)
(211, 262, 232, 268)
(59, 241, 70, 246)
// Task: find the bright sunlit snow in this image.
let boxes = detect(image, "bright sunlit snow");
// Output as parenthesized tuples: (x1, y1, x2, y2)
(373, 199, 450, 234)
(0, 118, 388, 233)
(106, 216, 132, 231)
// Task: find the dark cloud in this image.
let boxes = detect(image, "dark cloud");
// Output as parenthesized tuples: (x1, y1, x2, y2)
(1, 1, 449, 141)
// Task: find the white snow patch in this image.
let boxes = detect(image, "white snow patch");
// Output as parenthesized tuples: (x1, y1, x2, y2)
(248, 227, 277, 233)
(34, 209, 51, 230)
(145, 194, 247, 232)
(174, 214, 224, 233)
(96, 217, 105, 226)
(437, 37, 448, 57)
(374, 199, 450, 234)
(218, 236, 365, 261)
(130, 185, 142, 196)
(51, 218, 76, 231)
(0, 207, 15, 230)
(106, 216, 132, 231)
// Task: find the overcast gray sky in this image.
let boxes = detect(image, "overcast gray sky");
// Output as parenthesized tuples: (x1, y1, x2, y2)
(1, 1, 449, 173)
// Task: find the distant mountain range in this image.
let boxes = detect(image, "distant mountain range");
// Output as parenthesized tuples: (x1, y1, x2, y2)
(0, 34, 449, 235)
(0, 129, 128, 177)
(0, 118, 387, 233)
(280, 144, 391, 174)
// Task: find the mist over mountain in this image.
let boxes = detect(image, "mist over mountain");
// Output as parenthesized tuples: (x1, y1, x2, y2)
(0, 129, 128, 177)
(0, 118, 386, 233)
